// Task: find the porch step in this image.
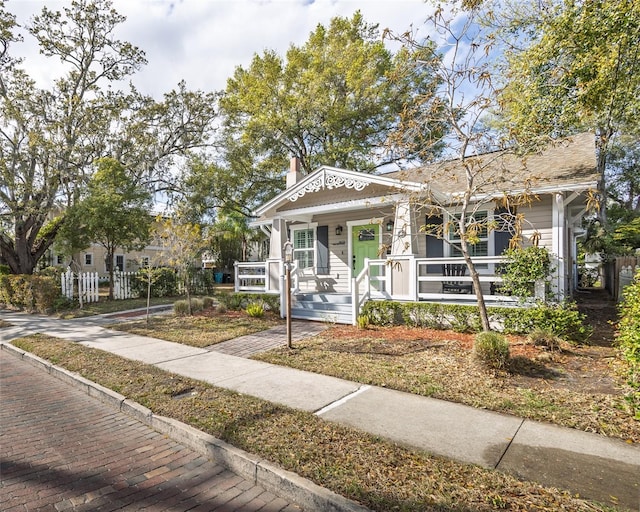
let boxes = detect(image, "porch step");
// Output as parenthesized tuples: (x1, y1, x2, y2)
(291, 293, 353, 324)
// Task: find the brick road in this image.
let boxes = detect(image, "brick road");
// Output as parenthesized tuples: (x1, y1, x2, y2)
(0, 351, 301, 512)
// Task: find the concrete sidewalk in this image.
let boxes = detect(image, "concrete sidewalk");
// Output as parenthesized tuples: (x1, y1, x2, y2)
(1, 310, 638, 510)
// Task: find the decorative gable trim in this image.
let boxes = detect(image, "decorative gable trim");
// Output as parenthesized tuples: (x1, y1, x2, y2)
(254, 165, 424, 218)
(287, 168, 370, 202)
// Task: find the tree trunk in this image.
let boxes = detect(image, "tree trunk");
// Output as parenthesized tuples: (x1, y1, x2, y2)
(107, 250, 115, 300)
(465, 252, 491, 332)
(146, 267, 152, 325)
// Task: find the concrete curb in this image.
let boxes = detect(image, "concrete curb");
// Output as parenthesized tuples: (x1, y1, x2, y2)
(1, 341, 370, 512)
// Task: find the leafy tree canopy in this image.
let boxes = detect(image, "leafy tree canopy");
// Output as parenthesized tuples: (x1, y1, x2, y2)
(0, 0, 216, 274)
(218, 12, 444, 179)
(57, 158, 152, 298)
(496, 0, 640, 155)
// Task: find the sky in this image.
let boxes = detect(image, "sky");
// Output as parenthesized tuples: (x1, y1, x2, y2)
(7, 0, 435, 98)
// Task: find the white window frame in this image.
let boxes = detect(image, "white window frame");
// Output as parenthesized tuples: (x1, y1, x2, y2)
(115, 254, 125, 272)
(140, 256, 150, 267)
(84, 253, 93, 266)
(290, 223, 317, 271)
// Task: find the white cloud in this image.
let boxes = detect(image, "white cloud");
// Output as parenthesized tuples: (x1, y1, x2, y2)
(8, 0, 433, 97)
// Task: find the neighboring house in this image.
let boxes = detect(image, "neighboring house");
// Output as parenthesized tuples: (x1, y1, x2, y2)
(49, 243, 165, 274)
(46, 217, 171, 274)
(237, 133, 599, 324)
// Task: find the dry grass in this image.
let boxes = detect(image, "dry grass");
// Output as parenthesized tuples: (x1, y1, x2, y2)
(57, 296, 177, 318)
(109, 309, 282, 348)
(11, 334, 621, 512)
(254, 325, 639, 443)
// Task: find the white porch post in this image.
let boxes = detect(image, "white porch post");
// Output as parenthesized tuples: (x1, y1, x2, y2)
(389, 200, 420, 300)
(552, 193, 566, 300)
(266, 218, 287, 293)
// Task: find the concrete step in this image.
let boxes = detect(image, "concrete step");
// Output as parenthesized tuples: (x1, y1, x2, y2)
(290, 293, 353, 324)
(294, 293, 352, 304)
(291, 307, 352, 324)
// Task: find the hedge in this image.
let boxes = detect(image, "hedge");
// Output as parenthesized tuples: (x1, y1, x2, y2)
(0, 274, 60, 313)
(617, 268, 640, 419)
(360, 300, 592, 343)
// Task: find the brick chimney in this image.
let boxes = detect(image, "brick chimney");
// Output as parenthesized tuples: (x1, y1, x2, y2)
(286, 156, 302, 188)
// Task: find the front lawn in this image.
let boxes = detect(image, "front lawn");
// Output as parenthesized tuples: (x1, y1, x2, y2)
(254, 324, 638, 442)
(10, 333, 621, 512)
(57, 296, 177, 318)
(110, 309, 282, 348)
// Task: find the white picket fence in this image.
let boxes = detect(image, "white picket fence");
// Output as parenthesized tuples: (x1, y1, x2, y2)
(61, 267, 137, 303)
(113, 271, 137, 300)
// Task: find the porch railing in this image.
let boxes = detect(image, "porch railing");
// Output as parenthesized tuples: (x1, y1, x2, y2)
(234, 261, 268, 292)
(414, 256, 510, 301)
(236, 256, 547, 323)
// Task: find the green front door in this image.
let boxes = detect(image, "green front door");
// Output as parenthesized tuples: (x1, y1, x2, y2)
(352, 223, 380, 277)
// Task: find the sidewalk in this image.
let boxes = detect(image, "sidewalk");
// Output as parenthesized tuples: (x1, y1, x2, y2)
(1, 309, 639, 510)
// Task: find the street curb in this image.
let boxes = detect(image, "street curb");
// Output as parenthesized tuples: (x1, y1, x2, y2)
(1, 341, 370, 512)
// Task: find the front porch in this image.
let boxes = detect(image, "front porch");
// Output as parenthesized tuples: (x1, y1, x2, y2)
(235, 256, 544, 324)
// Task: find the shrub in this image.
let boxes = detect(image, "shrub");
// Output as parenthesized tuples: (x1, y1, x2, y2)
(500, 246, 552, 300)
(246, 301, 265, 318)
(173, 297, 206, 316)
(499, 302, 592, 343)
(0, 274, 59, 313)
(217, 292, 279, 312)
(360, 300, 590, 342)
(356, 314, 370, 329)
(0, 264, 10, 275)
(474, 331, 510, 369)
(360, 300, 402, 326)
(526, 327, 562, 352)
(617, 268, 640, 419)
(133, 267, 179, 298)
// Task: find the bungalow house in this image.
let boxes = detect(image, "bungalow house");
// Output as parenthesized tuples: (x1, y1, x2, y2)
(236, 133, 599, 324)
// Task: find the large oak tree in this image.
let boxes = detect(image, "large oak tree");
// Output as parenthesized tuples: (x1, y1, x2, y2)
(0, 0, 216, 274)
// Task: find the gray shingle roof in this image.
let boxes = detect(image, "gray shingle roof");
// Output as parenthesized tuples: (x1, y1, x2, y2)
(383, 132, 598, 198)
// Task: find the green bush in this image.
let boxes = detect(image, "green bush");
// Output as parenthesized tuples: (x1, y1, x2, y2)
(133, 267, 179, 298)
(474, 331, 510, 369)
(217, 292, 279, 312)
(360, 300, 591, 342)
(356, 314, 370, 329)
(360, 300, 403, 326)
(0, 274, 60, 313)
(499, 302, 592, 343)
(36, 266, 63, 280)
(0, 274, 15, 305)
(190, 269, 216, 295)
(499, 246, 552, 300)
(246, 301, 265, 318)
(0, 264, 10, 275)
(617, 268, 640, 419)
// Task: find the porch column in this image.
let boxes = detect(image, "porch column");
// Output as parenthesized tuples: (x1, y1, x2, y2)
(389, 200, 419, 300)
(266, 218, 287, 293)
(552, 193, 566, 300)
(391, 200, 420, 256)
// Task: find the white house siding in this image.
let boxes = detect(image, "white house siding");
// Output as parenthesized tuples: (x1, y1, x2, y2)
(288, 207, 395, 293)
(521, 196, 554, 251)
